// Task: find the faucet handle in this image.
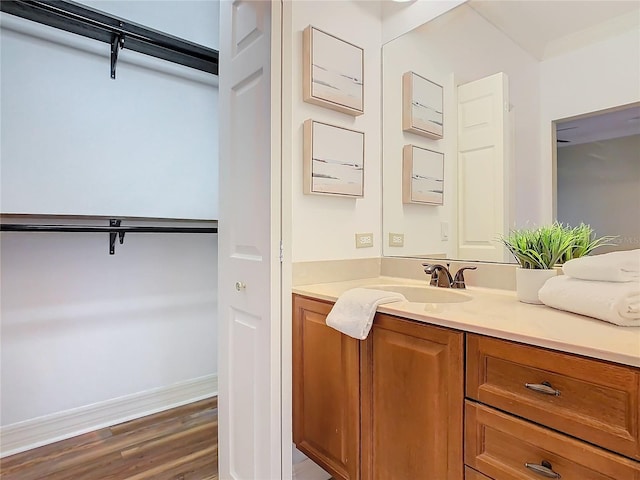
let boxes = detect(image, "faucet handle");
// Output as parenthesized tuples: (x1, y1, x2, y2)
(452, 266, 477, 289)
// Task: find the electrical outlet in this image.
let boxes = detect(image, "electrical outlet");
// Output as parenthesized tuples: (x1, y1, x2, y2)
(355, 232, 374, 248)
(389, 232, 404, 247)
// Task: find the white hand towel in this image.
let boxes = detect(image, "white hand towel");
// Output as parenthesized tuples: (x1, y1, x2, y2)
(562, 249, 640, 282)
(538, 275, 640, 327)
(326, 288, 407, 339)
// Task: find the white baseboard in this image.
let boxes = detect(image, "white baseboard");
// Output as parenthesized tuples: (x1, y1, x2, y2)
(0, 374, 217, 458)
(292, 458, 332, 480)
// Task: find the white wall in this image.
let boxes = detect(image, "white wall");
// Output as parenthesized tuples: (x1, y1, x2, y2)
(281, 2, 382, 474)
(284, 1, 383, 262)
(79, 0, 219, 48)
(0, 221, 218, 426)
(0, 0, 219, 453)
(382, 4, 540, 258)
(0, 0, 219, 220)
(539, 25, 640, 223)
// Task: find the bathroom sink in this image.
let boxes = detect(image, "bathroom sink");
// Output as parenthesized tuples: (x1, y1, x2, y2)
(365, 284, 472, 303)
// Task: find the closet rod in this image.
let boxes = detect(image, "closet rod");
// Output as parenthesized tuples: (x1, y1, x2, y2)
(0, 221, 218, 255)
(0, 0, 219, 78)
(0, 224, 218, 234)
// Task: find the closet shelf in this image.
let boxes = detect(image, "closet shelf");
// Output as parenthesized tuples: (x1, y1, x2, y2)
(0, 0, 219, 79)
(0, 219, 218, 255)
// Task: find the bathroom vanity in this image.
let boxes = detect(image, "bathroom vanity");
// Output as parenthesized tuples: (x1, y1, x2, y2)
(292, 278, 640, 480)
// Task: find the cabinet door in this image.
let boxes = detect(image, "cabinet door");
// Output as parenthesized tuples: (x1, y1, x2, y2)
(292, 295, 360, 480)
(361, 314, 464, 480)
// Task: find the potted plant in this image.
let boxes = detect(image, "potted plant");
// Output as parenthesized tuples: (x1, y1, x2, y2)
(500, 223, 614, 304)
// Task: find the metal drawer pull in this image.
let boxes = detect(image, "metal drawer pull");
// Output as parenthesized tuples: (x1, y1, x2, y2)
(525, 381, 560, 396)
(525, 460, 561, 478)
(235, 281, 246, 291)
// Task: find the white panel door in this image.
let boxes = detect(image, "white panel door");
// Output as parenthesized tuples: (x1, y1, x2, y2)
(218, 1, 282, 479)
(457, 72, 511, 262)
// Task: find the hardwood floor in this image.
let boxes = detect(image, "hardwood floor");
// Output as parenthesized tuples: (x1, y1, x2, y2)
(0, 397, 218, 480)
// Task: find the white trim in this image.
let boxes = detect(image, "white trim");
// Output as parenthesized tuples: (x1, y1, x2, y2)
(292, 458, 332, 480)
(0, 374, 217, 458)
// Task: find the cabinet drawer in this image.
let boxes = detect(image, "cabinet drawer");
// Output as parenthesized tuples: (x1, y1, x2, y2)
(465, 466, 493, 480)
(466, 334, 640, 459)
(465, 401, 640, 480)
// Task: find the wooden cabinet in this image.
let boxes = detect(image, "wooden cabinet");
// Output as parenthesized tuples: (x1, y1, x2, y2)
(465, 333, 640, 479)
(466, 334, 640, 460)
(292, 294, 640, 480)
(292, 295, 361, 480)
(361, 314, 464, 480)
(292, 295, 464, 480)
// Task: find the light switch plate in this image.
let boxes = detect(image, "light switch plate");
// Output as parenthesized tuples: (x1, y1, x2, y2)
(440, 222, 449, 241)
(389, 232, 404, 247)
(355, 232, 374, 248)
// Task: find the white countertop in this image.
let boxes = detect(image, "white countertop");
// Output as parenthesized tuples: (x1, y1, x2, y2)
(292, 276, 640, 368)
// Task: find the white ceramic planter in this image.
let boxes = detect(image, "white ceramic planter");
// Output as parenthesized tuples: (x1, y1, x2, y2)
(515, 267, 557, 304)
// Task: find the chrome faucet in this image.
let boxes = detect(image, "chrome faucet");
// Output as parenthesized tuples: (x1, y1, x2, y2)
(422, 263, 477, 289)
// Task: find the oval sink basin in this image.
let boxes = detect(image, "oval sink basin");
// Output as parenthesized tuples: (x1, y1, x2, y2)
(365, 285, 472, 303)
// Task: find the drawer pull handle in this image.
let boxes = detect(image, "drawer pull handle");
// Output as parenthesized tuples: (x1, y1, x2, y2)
(525, 460, 561, 478)
(525, 381, 560, 396)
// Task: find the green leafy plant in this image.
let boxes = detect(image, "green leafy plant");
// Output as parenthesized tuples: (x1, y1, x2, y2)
(561, 223, 618, 263)
(500, 223, 616, 269)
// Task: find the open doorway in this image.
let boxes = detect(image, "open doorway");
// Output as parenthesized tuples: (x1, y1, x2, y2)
(555, 103, 640, 252)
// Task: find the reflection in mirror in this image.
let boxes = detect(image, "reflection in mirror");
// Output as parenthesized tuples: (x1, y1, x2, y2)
(382, 0, 640, 263)
(555, 104, 640, 253)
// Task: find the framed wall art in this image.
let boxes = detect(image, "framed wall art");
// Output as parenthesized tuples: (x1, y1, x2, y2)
(402, 144, 444, 205)
(303, 119, 365, 197)
(402, 71, 443, 139)
(303, 25, 364, 116)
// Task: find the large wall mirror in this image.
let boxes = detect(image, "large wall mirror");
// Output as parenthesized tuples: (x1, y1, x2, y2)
(381, 0, 640, 262)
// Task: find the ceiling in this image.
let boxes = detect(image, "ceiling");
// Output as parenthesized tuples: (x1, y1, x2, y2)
(467, 0, 640, 60)
(555, 104, 640, 147)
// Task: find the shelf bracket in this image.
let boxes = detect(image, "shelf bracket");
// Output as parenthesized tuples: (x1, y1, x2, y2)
(109, 219, 125, 254)
(110, 32, 125, 79)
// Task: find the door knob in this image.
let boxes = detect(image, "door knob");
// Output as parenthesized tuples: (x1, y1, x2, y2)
(235, 281, 246, 291)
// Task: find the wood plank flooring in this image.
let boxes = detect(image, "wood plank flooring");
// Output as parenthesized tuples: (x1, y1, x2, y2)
(0, 397, 218, 480)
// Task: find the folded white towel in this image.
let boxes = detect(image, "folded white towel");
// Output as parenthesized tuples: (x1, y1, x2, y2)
(562, 249, 640, 282)
(326, 288, 407, 339)
(538, 275, 640, 327)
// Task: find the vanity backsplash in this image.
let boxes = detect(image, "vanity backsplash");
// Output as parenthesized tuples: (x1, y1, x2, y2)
(293, 256, 519, 291)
